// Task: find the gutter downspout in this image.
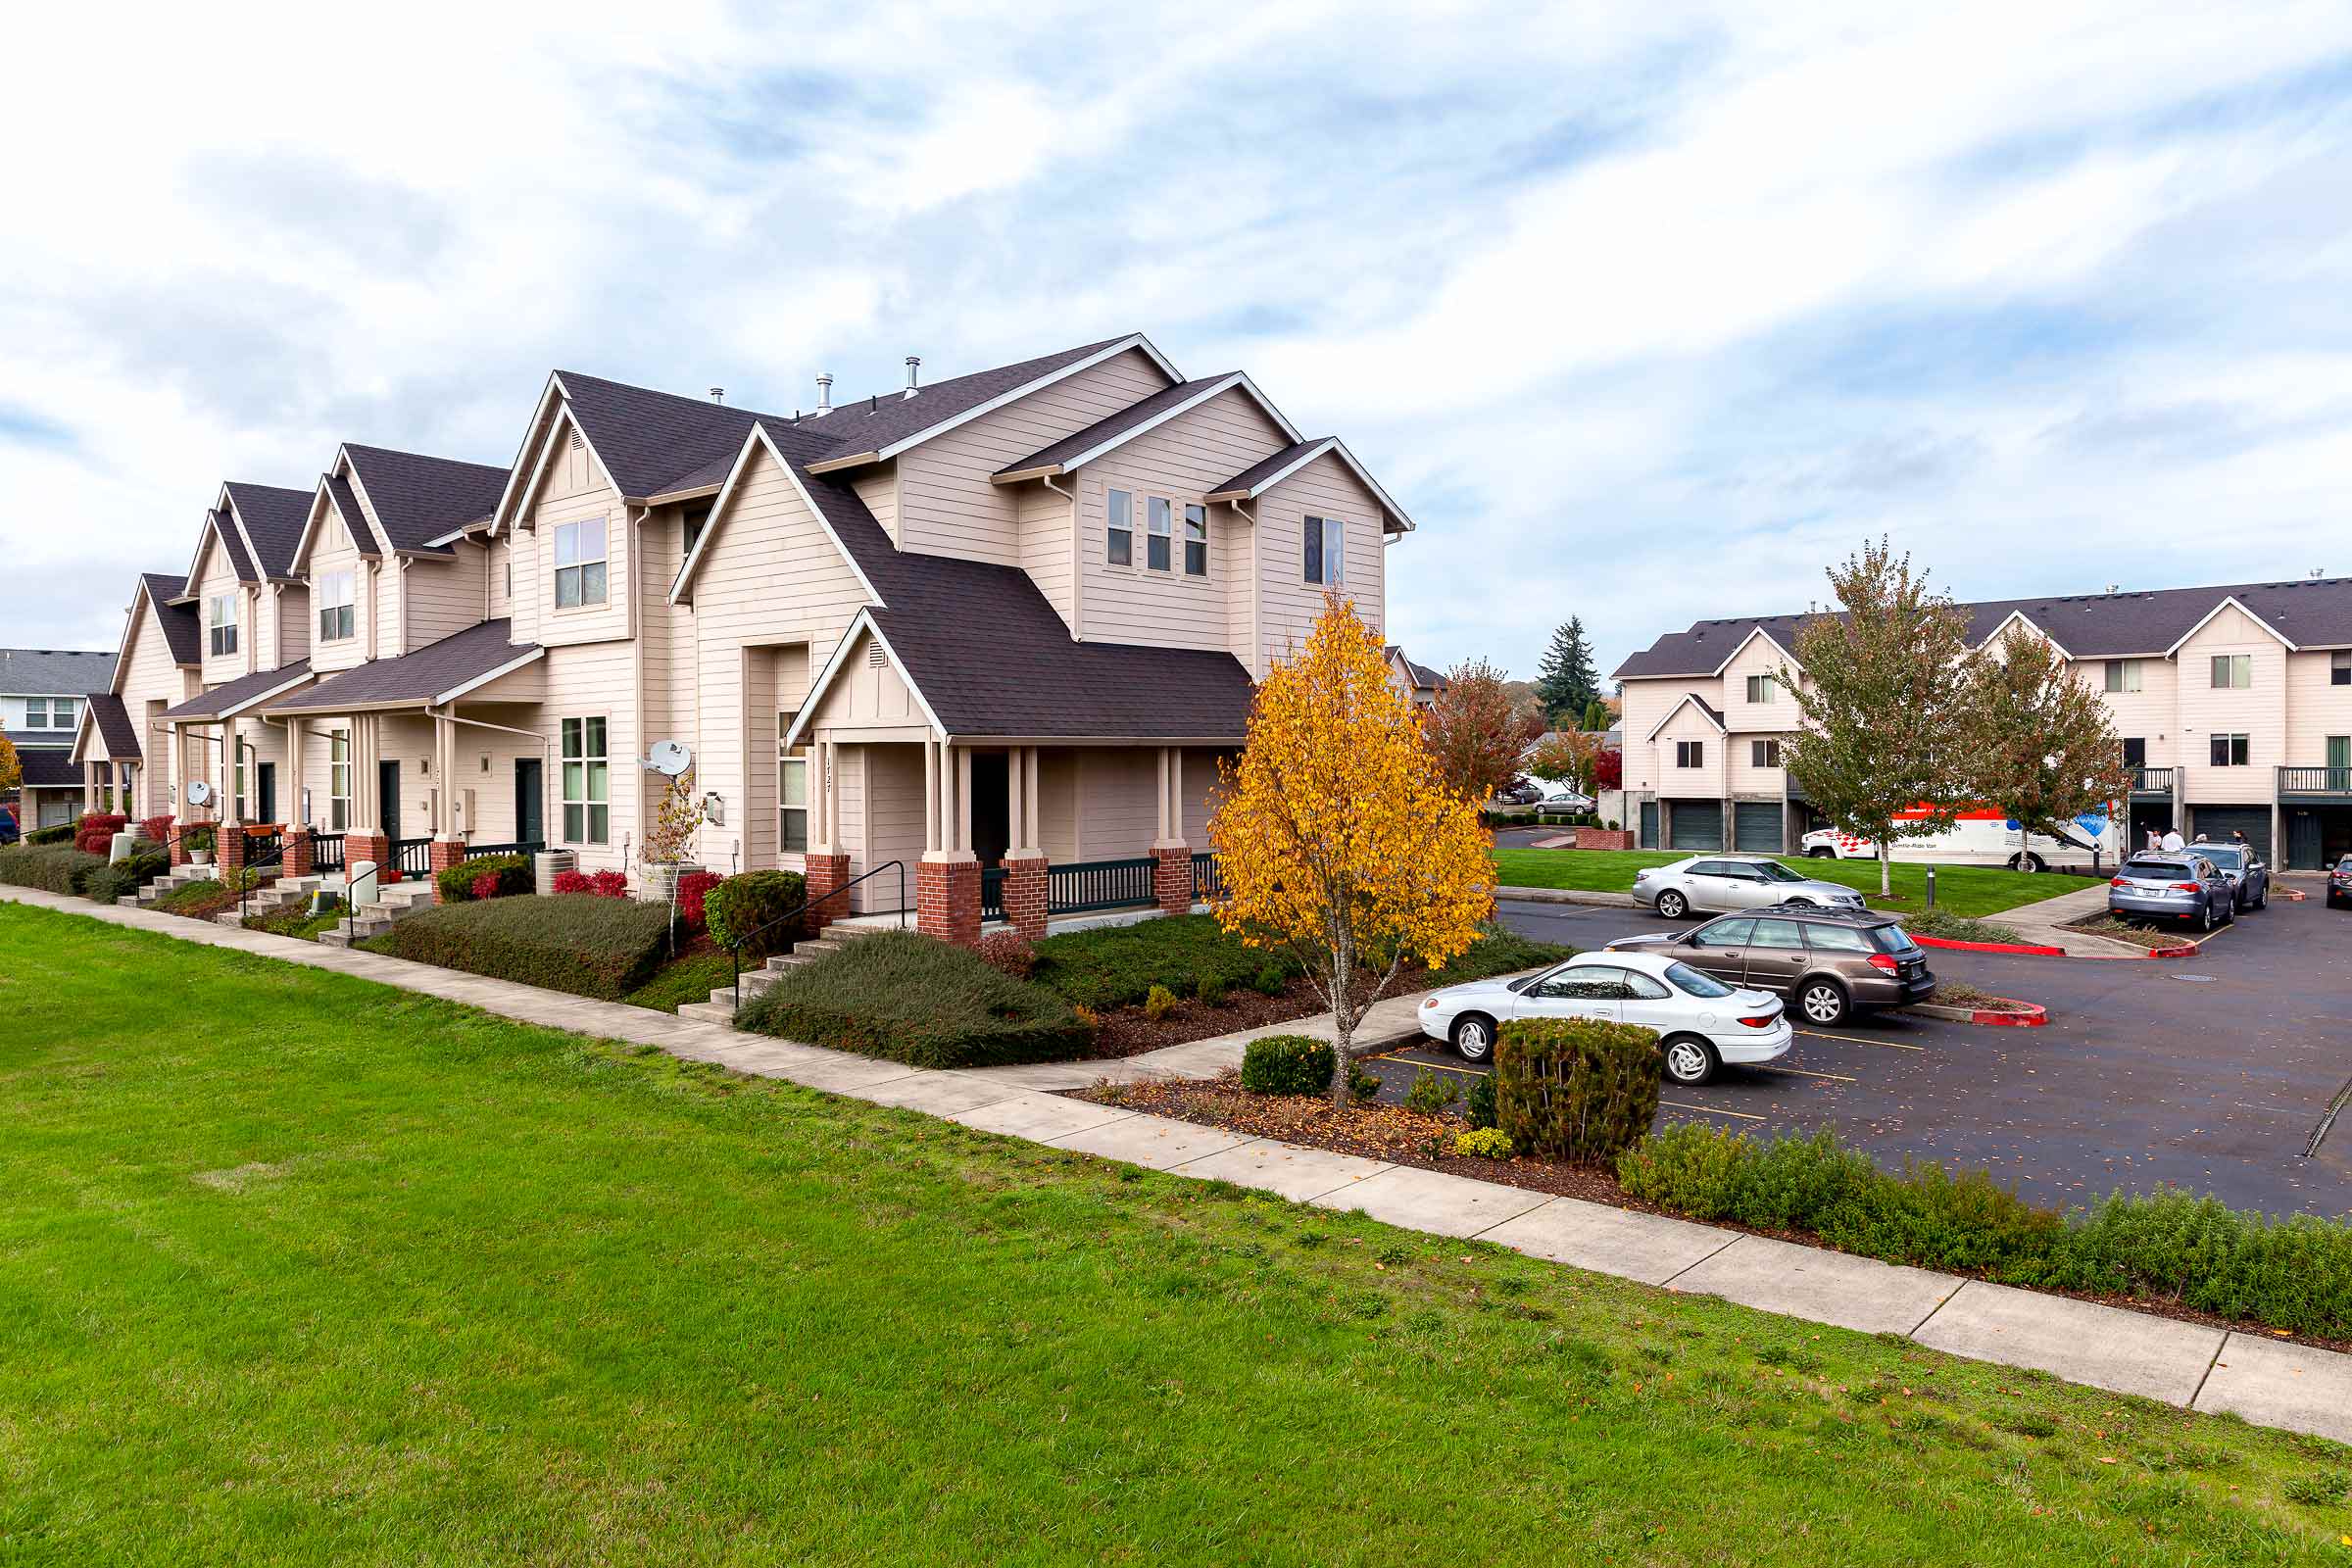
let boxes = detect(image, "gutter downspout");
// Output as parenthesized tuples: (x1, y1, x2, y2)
(1045, 474, 1078, 640)
(1229, 499, 1258, 678)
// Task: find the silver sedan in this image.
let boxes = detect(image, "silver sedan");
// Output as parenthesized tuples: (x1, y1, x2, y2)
(1630, 855, 1868, 920)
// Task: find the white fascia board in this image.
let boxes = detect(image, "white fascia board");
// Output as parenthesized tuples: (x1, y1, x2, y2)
(669, 423, 883, 609)
(488, 374, 565, 536)
(213, 483, 275, 583)
(2162, 595, 2299, 657)
(1708, 623, 1800, 677)
(1643, 694, 1726, 742)
(286, 478, 337, 573)
(217, 667, 318, 720)
(1054, 373, 1250, 475)
(68, 704, 100, 763)
(432, 646, 546, 706)
(1205, 437, 1337, 502)
(1978, 609, 2075, 662)
(783, 612, 945, 748)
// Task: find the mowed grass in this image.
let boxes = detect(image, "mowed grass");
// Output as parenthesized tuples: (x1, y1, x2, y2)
(3, 902, 2349, 1565)
(1493, 847, 2078, 918)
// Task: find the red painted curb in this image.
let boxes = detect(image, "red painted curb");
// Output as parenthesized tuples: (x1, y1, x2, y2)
(1912, 933, 2066, 956)
(1906, 999, 2049, 1027)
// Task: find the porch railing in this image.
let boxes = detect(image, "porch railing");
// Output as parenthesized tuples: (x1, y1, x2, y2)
(243, 825, 283, 866)
(464, 840, 546, 860)
(2130, 766, 2177, 798)
(1048, 856, 1155, 916)
(2278, 766, 2352, 797)
(980, 866, 1006, 921)
(314, 833, 345, 872)
(392, 838, 431, 876)
(1191, 851, 1225, 902)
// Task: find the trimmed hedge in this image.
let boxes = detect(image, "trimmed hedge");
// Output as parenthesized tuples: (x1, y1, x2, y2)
(1615, 1125, 2352, 1339)
(25, 823, 76, 847)
(737, 930, 1093, 1069)
(436, 852, 532, 905)
(80, 852, 168, 906)
(1240, 1034, 1336, 1097)
(705, 869, 807, 957)
(0, 844, 109, 895)
(1495, 1016, 1661, 1164)
(1031, 914, 1300, 1009)
(363, 894, 679, 1001)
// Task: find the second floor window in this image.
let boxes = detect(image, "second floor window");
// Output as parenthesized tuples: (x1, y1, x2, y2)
(1106, 489, 1133, 566)
(24, 698, 74, 731)
(2210, 654, 2251, 690)
(2104, 660, 2143, 693)
(554, 517, 608, 608)
(1147, 496, 1172, 571)
(1184, 504, 1208, 576)
(2209, 732, 2249, 766)
(562, 716, 610, 844)
(1750, 738, 1780, 768)
(1676, 740, 1705, 768)
(682, 504, 710, 562)
(1303, 515, 1346, 585)
(317, 569, 356, 642)
(208, 594, 238, 657)
(1745, 674, 1777, 704)
(2334, 651, 2350, 686)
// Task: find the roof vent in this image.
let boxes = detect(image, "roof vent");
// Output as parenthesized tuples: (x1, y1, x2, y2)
(904, 356, 921, 399)
(865, 641, 886, 668)
(569, 430, 584, 452)
(814, 372, 833, 416)
(709, 387, 724, 404)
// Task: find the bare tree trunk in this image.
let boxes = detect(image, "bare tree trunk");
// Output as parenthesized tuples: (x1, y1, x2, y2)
(1878, 840, 1891, 897)
(1327, 923, 1355, 1109)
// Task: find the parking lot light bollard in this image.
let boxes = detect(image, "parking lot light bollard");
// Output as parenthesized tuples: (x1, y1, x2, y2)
(1927, 867, 1936, 910)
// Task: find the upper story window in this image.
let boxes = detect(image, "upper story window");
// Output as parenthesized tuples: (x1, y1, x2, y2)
(1146, 497, 1172, 571)
(1303, 515, 1346, 585)
(2210, 732, 2249, 766)
(1184, 504, 1208, 577)
(682, 504, 711, 562)
(317, 569, 356, 643)
(2104, 660, 2143, 694)
(2333, 651, 2350, 686)
(554, 517, 608, 609)
(1745, 673, 1778, 704)
(1106, 489, 1133, 566)
(208, 593, 238, 657)
(1676, 740, 1705, 768)
(2210, 654, 2252, 690)
(1750, 738, 1780, 768)
(24, 697, 75, 732)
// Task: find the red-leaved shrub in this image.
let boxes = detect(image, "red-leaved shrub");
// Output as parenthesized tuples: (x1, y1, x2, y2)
(676, 869, 722, 932)
(471, 871, 502, 902)
(139, 813, 173, 845)
(554, 867, 630, 898)
(974, 930, 1036, 980)
(74, 812, 128, 855)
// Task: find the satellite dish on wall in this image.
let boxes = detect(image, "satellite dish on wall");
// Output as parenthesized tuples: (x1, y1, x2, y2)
(646, 740, 694, 777)
(186, 779, 215, 807)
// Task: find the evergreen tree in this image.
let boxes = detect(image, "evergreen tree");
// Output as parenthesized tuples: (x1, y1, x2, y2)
(1533, 618, 1599, 724)
(1580, 697, 1610, 733)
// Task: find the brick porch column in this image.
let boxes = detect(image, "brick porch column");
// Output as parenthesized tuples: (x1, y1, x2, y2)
(916, 854, 981, 947)
(428, 838, 466, 902)
(284, 827, 315, 877)
(346, 831, 390, 883)
(803, 852, 852, 931)
(220, 825, 247, 877)
(171, 820, 190, 867)
(1002, 849, 1049, 942)
(1152, 843, 1193, 915)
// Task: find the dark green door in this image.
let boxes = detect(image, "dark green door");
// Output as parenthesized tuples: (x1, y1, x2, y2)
(2189, 806, 2269, 861)
(379, 761, 401, 841)
(2287, 809, 2323, 870)
(256, 762, 276, 824)
(1734, 802, 1782, 852)
(514, 759, 543, 846)
(1639, 800, 1660, 849)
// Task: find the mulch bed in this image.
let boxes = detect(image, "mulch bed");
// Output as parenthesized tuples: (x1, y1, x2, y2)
(1065, 1073, 2352, 1355)
(2056, 916, 2199, 952)
(1919, 981, 2039, 1015)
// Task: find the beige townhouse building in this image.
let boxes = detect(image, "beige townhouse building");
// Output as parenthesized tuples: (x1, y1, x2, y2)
(68, 574, 203, 820)
(1615, 580, 2352, 869)
(84, 332, 1412, 942)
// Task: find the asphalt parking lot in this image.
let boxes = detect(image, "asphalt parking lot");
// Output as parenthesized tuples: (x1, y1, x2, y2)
(1362, 881, 2352, 1217)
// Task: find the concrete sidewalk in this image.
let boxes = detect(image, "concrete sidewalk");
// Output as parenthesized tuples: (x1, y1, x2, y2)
(5, 882, 2345, 1447)
(1986, 881, 2154, 956)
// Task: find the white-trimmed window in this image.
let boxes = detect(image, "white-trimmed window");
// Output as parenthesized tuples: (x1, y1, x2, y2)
(2104, 659, 2143, 694)
(317, 569, 356, 642)
(1106, 489, 1133, 566)
(1745, 674, 1777, 704)
(562, 717, 610, 844)
(2332, 651, 2350, 687)
(208, 593, 239, 657)
(233, 741, 246, 819)
(1676, 740, 1705, 768)
(682, 504, 710, 563)
(777, 710, 808, 855)
(1147, 497, 1172, 571)
(2209, 732, 2250, 767)
(328, 729, 351, 831)
(1303, 515, 1346, 585)
(2210, 654, 2251, 690)
(1183, 504, 1208, 577)
(1751, 738, 1781, 768)
(24, 697, 74, 732)
(554, 517, 608, 608)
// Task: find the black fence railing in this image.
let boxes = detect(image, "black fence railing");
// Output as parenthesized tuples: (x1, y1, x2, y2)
(314, 833, 346, 872)
(981, 865, 1006, 921)
(392, 838, 431, 876)
(2278, 766, 2352, 796)
(242, 827, 283, 866)
(1047, 856, 1155, 916)
(2130, 766, 2177, 797)
(1191, 851, 1225, 902)
(464, 839, 545, 860)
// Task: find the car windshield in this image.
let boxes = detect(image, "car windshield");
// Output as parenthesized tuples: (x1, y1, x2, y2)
(1664, 961, 1735, 999)
(1751, 861, 1806, 883)
(2194, 845, 2244, 870)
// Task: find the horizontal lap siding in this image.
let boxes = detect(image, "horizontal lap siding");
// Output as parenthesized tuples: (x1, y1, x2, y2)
(1018, 480, 1074, 633)
(488, 538, 513, 618)
(118, 611, 184, 816)
(306, 515, 372, 672)
(857, 743, 925, 914)
(851, 469, 899, 549)
(272, 582, 310, 666)
(2284, 651, 2352, 762)
(1181, 748, 1230, 848)
(1254, 453, 1390, 674)
(539, 641, 637, 873)
(1076, 749, 1156, 858)
(1618, 680, 1714, 797)
(2094, 657, 2178, 767)
(2177, 605, 2285, 802)
(191, 533, 249, 687)
(522, 420, 628, 650)
(403, 551, 486, 651)
(376, 553, 405, 658)
(1041, 752, 1077, 860)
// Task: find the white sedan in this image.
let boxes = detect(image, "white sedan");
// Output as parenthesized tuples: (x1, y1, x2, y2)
(1418, 950, 1792, 1086)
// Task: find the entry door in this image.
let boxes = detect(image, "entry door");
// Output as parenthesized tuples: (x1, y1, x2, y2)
(514, 759, 543, 846)
(256, 762, 276, 824)
(969, 753, 1010, 866)
(2288, 810, 2322, 871)
(379, 761, 401, 841)
(1639, 800, 1660, 849)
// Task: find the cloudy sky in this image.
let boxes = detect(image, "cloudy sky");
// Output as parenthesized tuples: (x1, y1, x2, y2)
(4, 1, 2350, 680)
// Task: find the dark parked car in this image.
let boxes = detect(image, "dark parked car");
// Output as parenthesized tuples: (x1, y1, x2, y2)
(2109, 854, 2233, 930)
(1604, 903, 1935, 1026)
(2186, 838, 2269, 910)
(0, 804, 17, 846)
(2328, 856, 2352, 910)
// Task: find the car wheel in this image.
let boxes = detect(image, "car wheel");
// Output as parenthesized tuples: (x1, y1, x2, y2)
(2007, 852, 2046, 873)
(1796, 979, 1849, 1026)
(2253, 883, 2267, 909)
(2199, 900, 2217, 932)
(1655, 889, 1689, 919)
(1807, 847, 1835, 858)
(1451, 1013, 1496, 1063)
(1662, 1035, 1719, 1086)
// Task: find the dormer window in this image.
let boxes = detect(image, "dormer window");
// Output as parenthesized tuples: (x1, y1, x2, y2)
(208, 593, 238, 657)
(317, 569, 356, 642)
(554, 517, 608, 608)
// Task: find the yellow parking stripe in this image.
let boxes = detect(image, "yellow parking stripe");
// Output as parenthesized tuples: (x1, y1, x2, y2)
(1662, 1099, 1766, 1121)
(1796, 1028, 1926, 1052)
(1374, 1055, 1487, 1077)
(1756, 1063, 1858, 1083)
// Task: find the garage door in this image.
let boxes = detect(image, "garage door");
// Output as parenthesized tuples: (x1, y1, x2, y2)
(1734, 801, 1783, 852)
(2189, 807, 2272, 861)
(1667, 800, 1724, 851)
(1639, 800, 1660, 849)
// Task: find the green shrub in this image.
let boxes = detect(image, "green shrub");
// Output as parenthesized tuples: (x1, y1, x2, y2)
(1494, 1016, 1661, 1164)
(2048, 1190, 2352, 1340)
(1142, 983, 1180, 1021)
(1239, 1034, 1335, 1097)
(243, 907, 347, 943)
(363, 894, 678, 1001)
(0, 844, 110, 894)
(1195, 974, 1227, 1005)
(1432, 922, 1576, 981)
(736, 930, 1092, 1069)
(436, 852, 532, 905)
(1464, 1073, 1498, 1131)
(1907, 907, 2026, 945)
(24, 823, 74, 846)
(1403, 1067, 1458, 1116)
(179, 824, 215, 858)
(704, 869, 807, 956)
(1455, 1128, 1515, 1160)
(1030, 914, 1299, 1010)
(1615, 1122, 1753, 1217)
(1250, 962, 1288, 997)
(1348, 1061, 1380, 1104)
(81, 852, 168, 906)
(155, 879, 226, 914)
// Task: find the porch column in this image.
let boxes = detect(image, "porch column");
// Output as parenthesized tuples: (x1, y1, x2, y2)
(1002, 744, 1048, 942)
(428, 710, 464, 897)
(81, 761, 99, 816)
(803, 738, 851, 931)
(345, 714, 389, 881)
(216, 722, 251, 879)
(918, 735, 981, 947)
(167, 722, 192, 865)
(1152, 745, 1192, 916)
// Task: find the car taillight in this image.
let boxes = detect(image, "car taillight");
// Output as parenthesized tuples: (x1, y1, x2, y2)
(1737, 1013, 1778, 1028)
(2111, 876, 2130, 887)
(2173, 882, 2201, 893)
(1866, 954, 1898, 973)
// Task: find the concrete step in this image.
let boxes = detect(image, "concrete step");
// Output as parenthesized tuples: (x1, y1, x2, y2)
(676, 1002, 739, 1026)
(117, 895, 143, 908)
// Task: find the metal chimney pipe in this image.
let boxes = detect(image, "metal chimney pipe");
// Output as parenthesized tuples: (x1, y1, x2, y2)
(904, 356, 921, 399)
(814, 372, 833, 416)
(709, 387, 724, 404)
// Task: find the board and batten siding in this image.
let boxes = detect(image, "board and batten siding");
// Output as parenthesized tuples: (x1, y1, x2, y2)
(1251, 450, 1390, 676)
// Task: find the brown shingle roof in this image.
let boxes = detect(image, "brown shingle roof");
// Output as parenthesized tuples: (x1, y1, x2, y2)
(343, 445, 510, 552)
(139, 574, 202, 665)
(84, 692, 140, 759)
(223, 482, 316, 578)
(162, 660, 315, 721)
(270, 620, 535, 712)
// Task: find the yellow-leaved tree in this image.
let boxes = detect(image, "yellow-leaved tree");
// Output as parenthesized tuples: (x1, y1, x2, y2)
(0, 719, 19, 797)
(1209, 594, 1494, 1106)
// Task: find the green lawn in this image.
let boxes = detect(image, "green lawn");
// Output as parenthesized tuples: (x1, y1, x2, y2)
(4, 900, 2348, 1564)
(1493, 848, 2079, 918)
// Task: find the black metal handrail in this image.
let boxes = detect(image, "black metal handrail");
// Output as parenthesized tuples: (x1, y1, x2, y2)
(465, 839, 545, 860)
(236, 834, 292, 926)
(729, 859, 908, 1012)
(1048, 856, 1155, 915)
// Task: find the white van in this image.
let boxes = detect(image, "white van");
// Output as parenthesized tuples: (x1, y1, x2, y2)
(1799, 807, 2121, 872)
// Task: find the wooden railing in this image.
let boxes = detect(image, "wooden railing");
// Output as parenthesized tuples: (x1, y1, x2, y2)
(2278, 766, 2352, 796)
(2130, 766, 2177, 797)
(1047, 857, 1155, 915)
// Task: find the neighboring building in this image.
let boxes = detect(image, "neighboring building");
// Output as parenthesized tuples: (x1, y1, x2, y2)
(1615, 579, 2352, 868)
(1384, 646, 1447, 708)
(95, 332, 1412, 942)
(1, 647, 115, 827)
(71, 573, 203, 822)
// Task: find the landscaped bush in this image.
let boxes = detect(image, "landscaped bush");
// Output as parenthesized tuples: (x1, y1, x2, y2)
(363, 894, 679, 1001)
(1464, 1072, 1497, 1131)
(1455, 1128, 1514, 1159)
(74, 812, 128, 855)
(552, 867, 629, 899)
(2046, 1190, 2352, 1340)
(675, 870, 723, 933)
(1142, 983, 1180, 1020)
(180, 824, 215, 859)
(736, 930, 1092, 1069)
(155, 878, 228, 915)
(437, 852, 532, 905)
(80, 851, 168, 906)
(1430, 921, 1576, 982)
(0, 844, 109, 894)
(973, 930, 1035, 979)
(138, 813, 173, 845)
(1239, 1034, 1335, 1097)
(1404, 1067, 1459, 1115)
(1495, 1016, 1661, 1164)
(25, 823, 75, 846)
(1907, 907, 2027, 945)
(704, 869, 806, 956)
(1030, 914, 1301, 1010)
